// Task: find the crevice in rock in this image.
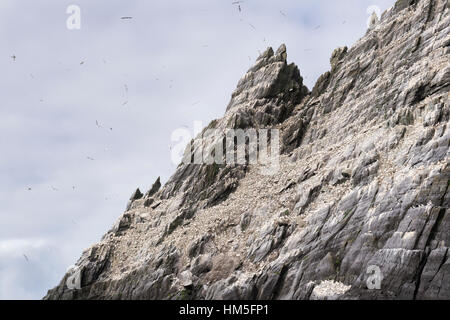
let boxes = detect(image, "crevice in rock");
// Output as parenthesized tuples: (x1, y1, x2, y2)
(413, 250, 430, 300)
(271, 264, 289, 300)
(324, 206, 357, 248)
(425, 207, 447, 247)
(434, 248, 448, 281)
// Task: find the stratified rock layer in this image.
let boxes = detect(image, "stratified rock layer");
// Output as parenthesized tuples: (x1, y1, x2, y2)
(45, 0, 449, 300)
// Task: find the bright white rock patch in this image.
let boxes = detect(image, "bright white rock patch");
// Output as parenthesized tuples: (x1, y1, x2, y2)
(311, 280, 351, 300)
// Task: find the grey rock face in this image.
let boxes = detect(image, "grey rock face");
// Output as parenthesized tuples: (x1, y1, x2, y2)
(394, 0, 419, 12)
(126, 188, 143, 211)
(145, 177, 161, 198)
(45, 0, 450, 300)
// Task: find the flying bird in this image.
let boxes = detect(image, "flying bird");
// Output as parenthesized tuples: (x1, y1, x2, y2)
(86, 156, 95, 161)
(23, 254, 29, 262)
(121, 17, 133, 20)
(11, 55, 16, 61)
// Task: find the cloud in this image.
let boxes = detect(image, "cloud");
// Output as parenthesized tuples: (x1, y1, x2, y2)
(0, 238, 64, 299)
(0, 238, 48, 257)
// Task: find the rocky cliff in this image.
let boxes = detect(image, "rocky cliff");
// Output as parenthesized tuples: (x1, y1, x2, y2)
(45, 0, 450, 300)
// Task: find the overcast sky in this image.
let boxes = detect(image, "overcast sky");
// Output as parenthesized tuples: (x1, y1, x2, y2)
(0, 0, 395, 299)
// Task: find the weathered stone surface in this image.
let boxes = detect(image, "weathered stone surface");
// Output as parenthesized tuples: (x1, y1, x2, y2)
(44, 0, 450, 300)
(126, 188, 143, 211)
(145, 177, 161, 198)
(130, 188, 143, 201)
(191, 254, 213, 275)
(394, 0, 418, 13)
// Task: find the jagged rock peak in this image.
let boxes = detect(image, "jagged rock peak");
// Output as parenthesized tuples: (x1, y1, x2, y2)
(330, 46, 348, 69)
(145, 177, 161, 198)
(254, 43, 286, 63)
(226, 44, 309, 112)
(129, 188, 143, 201)
(276, 43, 287, 60)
